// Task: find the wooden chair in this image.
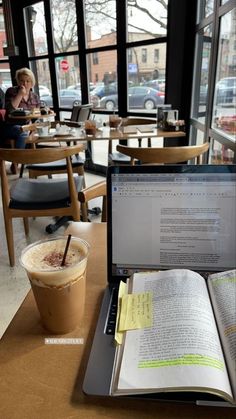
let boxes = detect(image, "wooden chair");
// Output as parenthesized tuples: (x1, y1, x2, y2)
(22, 121, 85, 187)
(26, 106, 93, 185)
(27, 153, 86, 186)
(65, 103, 93, 124)
(78, 180, 107, 222)
(2, 123, 37, 175)
(0, 144, 84, 266)
(109, 117, 156, 164)
(116, 142, 209, 165)
(76, 104, 93, 122)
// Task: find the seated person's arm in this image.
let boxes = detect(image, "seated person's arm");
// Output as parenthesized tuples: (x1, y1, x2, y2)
(5, 86, 25, 113)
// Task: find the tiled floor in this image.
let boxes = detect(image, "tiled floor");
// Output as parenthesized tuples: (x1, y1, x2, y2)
(0, 166, 103, 338)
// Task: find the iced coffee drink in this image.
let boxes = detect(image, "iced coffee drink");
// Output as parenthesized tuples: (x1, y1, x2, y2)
(20, 236, 89, 334)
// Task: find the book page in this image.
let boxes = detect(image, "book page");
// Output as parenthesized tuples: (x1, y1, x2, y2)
(208, 270, 236, 399)
(112, 269, 233, 402)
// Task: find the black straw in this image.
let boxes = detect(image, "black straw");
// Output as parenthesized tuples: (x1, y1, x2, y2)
(61, 234, 72, 266)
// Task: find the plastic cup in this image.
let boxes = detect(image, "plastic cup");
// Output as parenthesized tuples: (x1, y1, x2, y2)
(20, 236, 89, 334)
(109, 115, 122, 129)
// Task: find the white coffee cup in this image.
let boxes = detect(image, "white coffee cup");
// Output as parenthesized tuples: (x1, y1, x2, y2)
(37, 125, 49, 137)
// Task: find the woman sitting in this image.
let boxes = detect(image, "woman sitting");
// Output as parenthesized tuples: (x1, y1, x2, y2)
(0, 67, 40, 173)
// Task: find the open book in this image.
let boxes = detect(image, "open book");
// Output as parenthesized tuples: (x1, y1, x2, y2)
(110, 269, 236, 405)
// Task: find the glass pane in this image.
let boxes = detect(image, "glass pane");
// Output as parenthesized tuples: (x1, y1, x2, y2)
(84, 0, 116, 43)
(127, 0, 168, 42)
(51, 0, 78, 53)
(0, 63, 11, 92)
(197, 0, 215, 22)
(204, 0, 214, 17)
(24, 2, 48, 57)
(212, 8, 236, 142)
(30, 60, 52, 105)
(56, 55, 81, 108)
(128, 45, 166, 88)
(128, 45, 166, 113)
(88, 50, 117, 110)
(210, 138, 234, 164)
(191, 24, 212, 123)
(0, 7, 7, 58)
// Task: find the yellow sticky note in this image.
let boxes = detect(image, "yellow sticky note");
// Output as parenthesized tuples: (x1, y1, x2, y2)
(118, 292, 153, 331)
(114, 281, 127, 345)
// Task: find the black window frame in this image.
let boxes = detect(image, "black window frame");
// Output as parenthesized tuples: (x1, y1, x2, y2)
(8, 0, 198, 173)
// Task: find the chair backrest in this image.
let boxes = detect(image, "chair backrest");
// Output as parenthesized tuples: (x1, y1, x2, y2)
(77, 104, 93, 122)
(70, 104, 92, 123)
(70, 105, 81, 122)
(116, 142, 209, 165)
(78, 180, 107, 222)
(0, 144, 85, 267)
(0, 144, 84, 165)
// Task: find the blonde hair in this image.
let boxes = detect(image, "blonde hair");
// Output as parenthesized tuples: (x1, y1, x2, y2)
(15, 67, 35, 86)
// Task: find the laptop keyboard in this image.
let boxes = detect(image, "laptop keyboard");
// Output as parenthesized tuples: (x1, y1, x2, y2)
(105, 287, 119, 335)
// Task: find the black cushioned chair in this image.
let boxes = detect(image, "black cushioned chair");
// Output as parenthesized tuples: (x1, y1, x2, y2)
(26, 104, 93, 186)
(0, 144, 84, 266)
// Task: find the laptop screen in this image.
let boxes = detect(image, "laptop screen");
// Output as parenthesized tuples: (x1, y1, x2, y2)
(107, 165, 236, 280)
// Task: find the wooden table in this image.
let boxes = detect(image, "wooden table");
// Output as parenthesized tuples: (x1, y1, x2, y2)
(0, 223, 234, 419)
(8, 111, 56, 121)
(30, 125, 185, 147)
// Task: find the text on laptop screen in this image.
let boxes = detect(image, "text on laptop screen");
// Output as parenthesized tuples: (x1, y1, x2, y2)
(110, 170, 236, 276)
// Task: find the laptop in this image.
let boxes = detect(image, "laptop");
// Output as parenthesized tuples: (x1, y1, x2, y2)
(83, 164, 236, 405)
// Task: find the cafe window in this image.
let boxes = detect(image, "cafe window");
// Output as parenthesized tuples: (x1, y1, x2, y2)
(191, 24, 212, 124)
(84, 0, 117, 45)
(24, 2, 48, 57)
(197, 0, 215, 23)
(127, 0, 167, 42)
(212, 8, 236, 144)
(190, 0, 235, 164)
(51, 0, 78, 53)
(10, 0, 169, 173)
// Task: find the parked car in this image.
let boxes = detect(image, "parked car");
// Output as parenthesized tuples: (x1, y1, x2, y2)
(67, 84, 81, 90)
(90, 83, 117, 107)
(215, 77, 236, 105)
(39, 85, 51, 97)
(99, 86, 164, 110)
(142, 79, 165, 92)
(1, 82, 12, 93)
(67, 82, 95, 92)
(40, 89, 81, 108)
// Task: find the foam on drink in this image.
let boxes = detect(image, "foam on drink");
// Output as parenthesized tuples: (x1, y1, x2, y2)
(21, 237, 88, 288)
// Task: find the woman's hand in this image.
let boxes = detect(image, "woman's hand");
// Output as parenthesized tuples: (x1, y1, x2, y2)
(18, 85, 27, 97)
